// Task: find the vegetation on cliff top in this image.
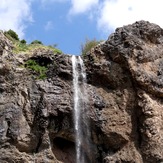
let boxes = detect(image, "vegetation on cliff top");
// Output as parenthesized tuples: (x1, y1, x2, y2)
(4, 29, 62, 55)
(4, 29, 102, 56)
(81, 38, 103, 56)
(4, 29, 60, 80)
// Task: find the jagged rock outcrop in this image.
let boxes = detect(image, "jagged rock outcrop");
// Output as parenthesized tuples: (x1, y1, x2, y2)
(84, 20, 163, 163)
(0, 21, 162, 163)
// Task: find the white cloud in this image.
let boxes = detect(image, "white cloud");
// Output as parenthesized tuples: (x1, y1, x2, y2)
(45, 21, 54, 31)
(97, 0, 163, 33)
(0, 0, 33, 39)
(69, 0, 99, 15)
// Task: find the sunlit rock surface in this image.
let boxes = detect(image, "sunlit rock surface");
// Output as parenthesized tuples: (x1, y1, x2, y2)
(0, 21, 162, 163)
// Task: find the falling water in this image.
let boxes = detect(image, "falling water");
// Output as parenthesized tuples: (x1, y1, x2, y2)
(72, 55, 91, 163)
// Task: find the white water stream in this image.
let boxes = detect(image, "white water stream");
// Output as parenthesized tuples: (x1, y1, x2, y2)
(72, 55, 90, 163)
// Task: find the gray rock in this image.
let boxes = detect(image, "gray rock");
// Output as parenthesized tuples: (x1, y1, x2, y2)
(0, 21, 162, 163)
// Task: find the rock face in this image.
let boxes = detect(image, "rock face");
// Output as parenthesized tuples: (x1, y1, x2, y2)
(0, 21, 162, 163)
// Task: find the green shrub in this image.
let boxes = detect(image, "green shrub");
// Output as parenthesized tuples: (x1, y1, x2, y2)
(25, 59, 47, 79)
(31, 40, 43, 45)
(81, 38, 102, 56)
(20, 39, 26, 44)
(4, 29, 19, 41)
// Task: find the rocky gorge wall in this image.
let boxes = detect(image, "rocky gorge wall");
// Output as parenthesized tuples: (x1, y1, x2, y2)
(0, 21, 162, 163)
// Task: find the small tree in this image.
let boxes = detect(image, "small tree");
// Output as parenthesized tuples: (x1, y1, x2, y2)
(4, 29, 19, 41)
(20, 39, 26, 44)
(81, 38, 102, 56)
(31, 40, 43, 45)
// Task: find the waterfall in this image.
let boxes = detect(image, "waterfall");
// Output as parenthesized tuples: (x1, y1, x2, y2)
(72, 55, 91, 163)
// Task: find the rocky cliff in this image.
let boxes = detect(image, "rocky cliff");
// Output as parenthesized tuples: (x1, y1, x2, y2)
(0, 21, 162, 163)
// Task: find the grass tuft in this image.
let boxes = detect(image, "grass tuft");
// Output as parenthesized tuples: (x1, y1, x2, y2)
(25, 59, 47, 80)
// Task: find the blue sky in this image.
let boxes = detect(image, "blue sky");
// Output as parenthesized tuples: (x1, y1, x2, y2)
(26, 0, 107, 54)
(0, 0, 163, 55)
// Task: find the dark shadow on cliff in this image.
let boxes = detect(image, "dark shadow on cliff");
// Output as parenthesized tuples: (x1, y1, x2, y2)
(52, 137, 76, 163)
